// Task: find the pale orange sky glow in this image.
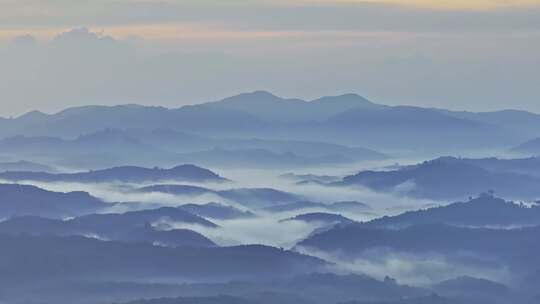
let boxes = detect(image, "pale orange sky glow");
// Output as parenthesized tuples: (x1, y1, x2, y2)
(0, 0, 539, 115)
(0, 23, 411, 43)
(1, 0, 539, 42)
(296, 0, 540, 10)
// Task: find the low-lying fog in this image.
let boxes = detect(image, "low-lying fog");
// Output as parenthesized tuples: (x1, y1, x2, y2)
(1, 159, 468, 285)
(0, 159, 440, 246)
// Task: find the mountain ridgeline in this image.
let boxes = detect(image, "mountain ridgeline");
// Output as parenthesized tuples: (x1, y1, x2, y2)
(0, 164, 226, 183)
(338, 156, 540, 200)
(0, 183, 108, 218)
(3, 91, 540, 304)
(2, 91, 540, 156)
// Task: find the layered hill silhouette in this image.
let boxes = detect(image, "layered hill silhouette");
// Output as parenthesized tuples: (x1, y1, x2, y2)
(14, 272, 432, 304)
(0, 103, 264, 138)
(204, 91, 386, 123)
(0, 164, 226, 183)
(2, 91, 540, 153)
(281, 212, 355, 225)
(0, 206, 218, 248)
(180, 202, 255, 220)
(297, 223, 540, 271)
(0, 216, 216, 248)
(3, 90, 540, 304)
(364, 195, 540, 229)
(70, 206, 218, 229)
(138, 184, 302, 209)
(116, 272, 425, 304)
(0, 92, 381, 136)
(280, 173, 341, 184)
(0, 160, 56, 173)
(0, 235, 326, 282)
(512, 137, 540, 156)
(0, 127, 386, 169)
(295, 195, 540, 293)
(217, 188, 301, 208)
(432, 276, 509, 299)
(340, 156, 540, 200)
(0, 128, 159, 154)
(0, 183, 108, 218)
(264, 201, 370, 214)
(176, 147, 375, 168)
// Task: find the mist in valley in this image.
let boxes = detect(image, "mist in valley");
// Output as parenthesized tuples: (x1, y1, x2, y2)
(2, 2, 540, 303)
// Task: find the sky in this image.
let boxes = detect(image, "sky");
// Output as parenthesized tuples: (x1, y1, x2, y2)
(0, 0, 539, 117)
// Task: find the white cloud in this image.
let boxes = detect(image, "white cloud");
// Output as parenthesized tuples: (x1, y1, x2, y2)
(0, 16, 539, 117)
(298, 247, 512, 286)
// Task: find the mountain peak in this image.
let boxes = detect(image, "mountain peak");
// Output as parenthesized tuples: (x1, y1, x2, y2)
(19, 110, 47, 117)
(335, 93, 366, 99)
(311, 93, 379, 107)
(16, 110, 49, 122)
(249, 90, 278, 98)
(219, 90, 287, 104)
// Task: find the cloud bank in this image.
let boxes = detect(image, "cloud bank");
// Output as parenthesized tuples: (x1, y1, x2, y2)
(0, 0, 539, 116)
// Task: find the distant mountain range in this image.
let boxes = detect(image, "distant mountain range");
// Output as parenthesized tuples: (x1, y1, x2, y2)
(339, 156, 540, 200)
(4, 90, 540, 304)
(281, 212, 355, 225)
(1, 272, 433, 304)
(0, 164, 226, 183)
(511, 137, 540, 156)
(264, 201, 370, 214)
(0, 91, 384, 137)
(204, 91, 386, 123)
(364, 195, 540, 229)
(117, 272, 425, 304)
(280, 173, 342, 184)
(2, 91, 540, 155)
(294, 194, 540, 294)
(0, 235, 326, 282)
(0, 183, 108, 218)
(432, 276, 510, 299)
(0, 127, 386, 169)
(298, 222, 540, 269)
(0, 160, 56, 173)
(71, 206, 218, 229)
(138, 184, 302, 209)
(0, 206, 218, 247)
(180, 203, 255, 220)
(116, 273, 521, 304)
(217, 188, 302, 208)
